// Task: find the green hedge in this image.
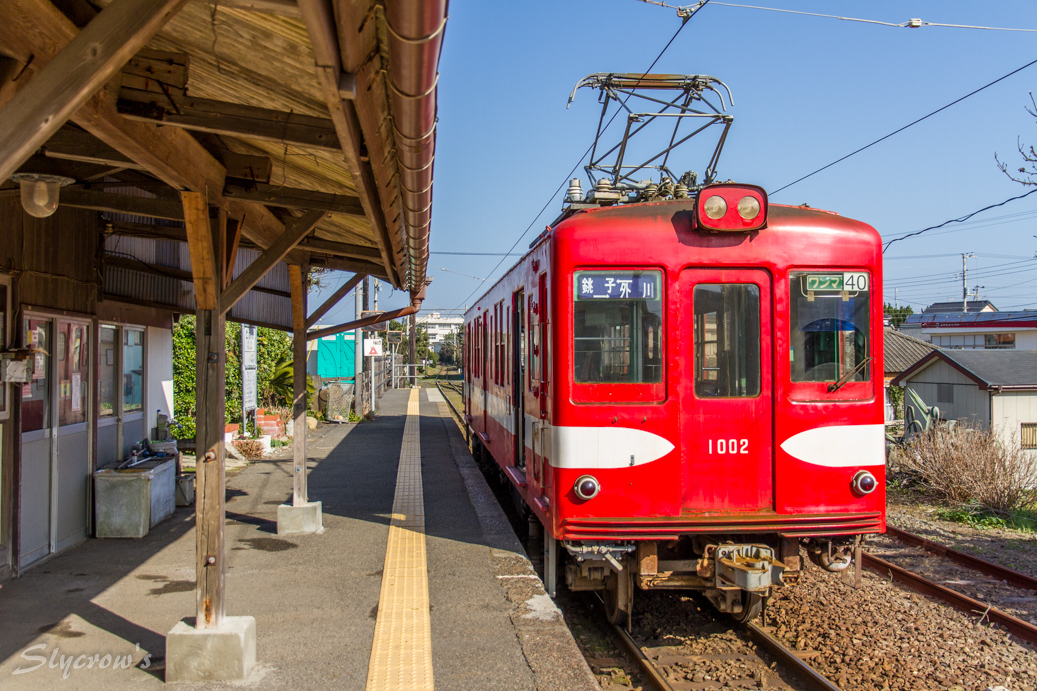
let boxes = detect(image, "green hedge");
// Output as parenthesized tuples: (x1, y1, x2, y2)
(171, 315, 293, 439)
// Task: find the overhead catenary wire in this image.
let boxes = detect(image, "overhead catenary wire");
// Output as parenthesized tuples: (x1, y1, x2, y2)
(771, 56, 1037, 196)
(882, 187, 1037, 253)
(638, 0, 1037, 32)
(452, 1, 712, 312)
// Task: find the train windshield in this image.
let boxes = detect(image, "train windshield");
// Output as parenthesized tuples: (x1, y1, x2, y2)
(573, 270, 663, 383)
(693, 284, 761, 397)
(789, 271, 870, 383)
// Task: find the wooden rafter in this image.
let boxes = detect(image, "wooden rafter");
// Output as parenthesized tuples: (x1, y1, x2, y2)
(223, 181, 364, 216)
(219, 209, 324, 315)
(117, 88, 341, 152)
(0, 0, 190, 182)
(306, 272, 364, 328)
(296, 0, 399, 286)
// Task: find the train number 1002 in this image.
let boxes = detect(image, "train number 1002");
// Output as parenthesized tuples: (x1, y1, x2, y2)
(708, 439, 748, 455)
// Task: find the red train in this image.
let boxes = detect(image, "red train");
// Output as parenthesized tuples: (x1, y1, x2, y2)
(463, 181, 885, 624)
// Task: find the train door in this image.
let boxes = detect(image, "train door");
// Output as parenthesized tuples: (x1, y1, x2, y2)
(531, 273, 549, 490)
(513, 290, 525, 469)
(481, 317, 489, 434)
(679, 269, 773, 511)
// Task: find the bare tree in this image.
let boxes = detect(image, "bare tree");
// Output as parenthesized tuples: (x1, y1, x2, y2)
(996, 92, 1037, 186)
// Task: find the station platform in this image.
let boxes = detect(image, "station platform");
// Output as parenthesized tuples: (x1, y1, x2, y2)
(0, 388, 599, 690)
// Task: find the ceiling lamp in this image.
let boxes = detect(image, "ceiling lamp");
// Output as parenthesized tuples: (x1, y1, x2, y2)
(9, 173, 75, 218)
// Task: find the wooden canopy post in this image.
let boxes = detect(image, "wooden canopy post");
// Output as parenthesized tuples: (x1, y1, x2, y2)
(277, 263, 321, 535)
(182, 190, 227, 629)
(290, 264, 308, 506)
(167, 192, 255, 683)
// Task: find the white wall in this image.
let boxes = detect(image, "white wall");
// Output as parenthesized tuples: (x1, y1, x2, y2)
(146, 326, 174, 436)
(991, 392, 1037, 462)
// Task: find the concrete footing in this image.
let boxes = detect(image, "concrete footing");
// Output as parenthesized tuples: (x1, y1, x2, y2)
(165, 616, 256, 682)
(277, 500, 323, 535)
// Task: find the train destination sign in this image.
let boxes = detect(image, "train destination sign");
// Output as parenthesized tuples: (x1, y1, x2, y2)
(805, 272, 869, 293)
(574, 272, 660, 301)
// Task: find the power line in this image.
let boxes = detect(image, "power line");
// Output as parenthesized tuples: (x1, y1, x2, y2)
(638, 1, 1037, 32)
(453, 1, 711, 311)
(883, 187, 1037, 252)
(772, 56, 1037, 195)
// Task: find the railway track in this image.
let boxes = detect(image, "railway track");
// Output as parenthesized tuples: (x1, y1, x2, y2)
(607, 606, 842, 691)
(437, 381, 1037, 684)
(863, 526, 1037, 647)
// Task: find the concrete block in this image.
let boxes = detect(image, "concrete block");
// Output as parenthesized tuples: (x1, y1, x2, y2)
(277, 500, 323, 535)
(165, 616, 256, 682)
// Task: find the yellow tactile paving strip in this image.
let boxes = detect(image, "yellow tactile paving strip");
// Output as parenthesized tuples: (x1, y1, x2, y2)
(366, 389, 434, 691)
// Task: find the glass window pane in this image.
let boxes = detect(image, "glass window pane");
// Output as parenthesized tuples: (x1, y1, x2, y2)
(21, 319, 51, 432)
(790, 272, 871, 382)
(693, 284, 760, 397)
(573, 271, 663, 383)
(57, 321, 89, 426)
(99, 325, 117, 417)
(123, 328, 144, 413)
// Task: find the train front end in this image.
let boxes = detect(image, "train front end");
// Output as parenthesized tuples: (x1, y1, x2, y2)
(543, 184, 885, 623)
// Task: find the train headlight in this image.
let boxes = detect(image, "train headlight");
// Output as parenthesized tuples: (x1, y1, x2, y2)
(695, 183, 768, 232)
(703, 195, 727, 219)
(852, 470, 878, 495)
(737, 195, 761, 220)
(574, 475, 600, 501)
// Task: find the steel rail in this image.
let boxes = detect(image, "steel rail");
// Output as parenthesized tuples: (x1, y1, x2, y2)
(436, 381, 466, 426)
(606, 619, 674, 691)
(598, 602, 840, 691)
(743, 622, 843, 691)
(886, 525, 1037, 592)
(862, 552, 1037, 646)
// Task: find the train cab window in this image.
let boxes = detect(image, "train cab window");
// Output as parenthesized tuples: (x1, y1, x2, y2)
(573, 270, 662, 383)
(790, 271, 871, 383)
(693, 284, 761, 397)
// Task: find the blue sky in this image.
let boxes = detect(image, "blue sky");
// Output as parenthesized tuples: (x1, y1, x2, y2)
(311, 0, 1037, 322)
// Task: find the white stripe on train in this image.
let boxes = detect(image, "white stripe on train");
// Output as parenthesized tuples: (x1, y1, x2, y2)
(468, 385, 886, 469)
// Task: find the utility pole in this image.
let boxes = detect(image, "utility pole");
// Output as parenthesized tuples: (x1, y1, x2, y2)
(373, 279, 380, 310)
(362, 276, 370, 372)
(962, 252, 974, 312)
(409, 313, 417, 387)
(894, 288, 898, 310)
(354, 277, 362, 384)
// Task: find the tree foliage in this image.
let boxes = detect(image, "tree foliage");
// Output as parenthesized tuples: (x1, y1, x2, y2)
(884, 303, 913, 328)
(171, 315, 294, 438)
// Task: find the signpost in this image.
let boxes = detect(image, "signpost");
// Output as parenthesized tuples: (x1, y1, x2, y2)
(361, 310, 388, 332)
(363, 337, 383, 413)
(241, 324, 258, 433)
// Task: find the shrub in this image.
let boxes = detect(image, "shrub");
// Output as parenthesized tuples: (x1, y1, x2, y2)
(231, 438, 266, 460)
(891, 423, 1037, 513)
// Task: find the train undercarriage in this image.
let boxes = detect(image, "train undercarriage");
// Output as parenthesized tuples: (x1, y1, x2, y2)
(552, 530, 862, 626)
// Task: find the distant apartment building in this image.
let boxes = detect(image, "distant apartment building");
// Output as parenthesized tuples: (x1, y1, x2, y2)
(900, 300, 1037, 350)
(417, 311, 463, 352)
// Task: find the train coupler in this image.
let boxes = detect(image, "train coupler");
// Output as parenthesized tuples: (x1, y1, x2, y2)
(710, 543, 786, 591)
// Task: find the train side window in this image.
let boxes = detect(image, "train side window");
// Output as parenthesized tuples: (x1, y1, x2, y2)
(573, 270, 663, 384)
(789, 271, 871, 383)
(693, 284, 761, 397)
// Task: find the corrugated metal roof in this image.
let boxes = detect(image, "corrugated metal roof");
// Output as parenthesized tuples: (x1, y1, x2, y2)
(884, 328, 936, 375)
(102, 235, 292, 330)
